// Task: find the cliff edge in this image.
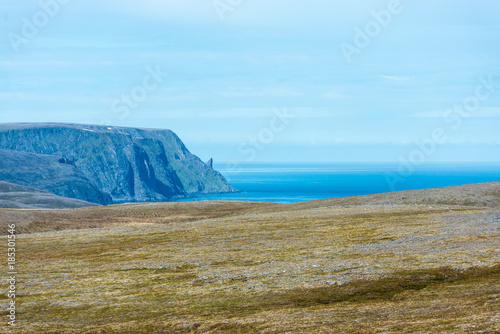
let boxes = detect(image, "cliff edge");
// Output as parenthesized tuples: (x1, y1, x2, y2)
(0, 123, 236, 205)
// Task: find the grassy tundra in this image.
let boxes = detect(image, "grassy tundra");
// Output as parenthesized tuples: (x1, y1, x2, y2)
(1, 183, 499, 333)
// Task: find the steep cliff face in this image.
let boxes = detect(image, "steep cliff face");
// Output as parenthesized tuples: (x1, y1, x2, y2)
(0, 123, 235, 204)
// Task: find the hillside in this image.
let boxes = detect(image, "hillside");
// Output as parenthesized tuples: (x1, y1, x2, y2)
(0, 149, 111, 204)
(281, 181, 500, 211)
(0, 123, 236, 205)
(2, 182, 500, 332)
(0, 181, 99, 209)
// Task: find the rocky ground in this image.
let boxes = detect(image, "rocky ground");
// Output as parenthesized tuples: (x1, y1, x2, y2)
(1, 182, 499, 333)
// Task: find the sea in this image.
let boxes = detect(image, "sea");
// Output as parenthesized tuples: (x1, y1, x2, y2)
(175, 162, 500, 204)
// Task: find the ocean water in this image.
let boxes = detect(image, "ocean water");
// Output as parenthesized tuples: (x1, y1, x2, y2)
(176, 162, 500, 204)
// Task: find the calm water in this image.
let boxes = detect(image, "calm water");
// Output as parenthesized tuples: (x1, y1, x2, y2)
(176, 162, 500, 204)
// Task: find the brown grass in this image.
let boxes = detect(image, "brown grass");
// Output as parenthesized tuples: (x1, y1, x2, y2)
(2, 183, 500, 333)
(0, 201, 277, 233)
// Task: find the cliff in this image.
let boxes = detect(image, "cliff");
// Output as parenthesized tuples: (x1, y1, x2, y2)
(0, 123, 236, 205)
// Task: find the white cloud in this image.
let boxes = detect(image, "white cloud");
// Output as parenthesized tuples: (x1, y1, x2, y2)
(324, 91, 346, 99)
(215, 87, 303, 98)
(379, 75, 415, 83)
(67, 0, 213, 21)
(412, 107, 500, 118)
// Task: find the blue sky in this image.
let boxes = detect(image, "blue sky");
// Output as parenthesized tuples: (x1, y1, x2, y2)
(1, 0, 499, 162)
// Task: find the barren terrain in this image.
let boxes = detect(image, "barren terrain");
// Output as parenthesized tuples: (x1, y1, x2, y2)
(1, 182, 499, 333)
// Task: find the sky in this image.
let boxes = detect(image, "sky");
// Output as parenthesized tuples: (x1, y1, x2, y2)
(1, 0, 499, 163)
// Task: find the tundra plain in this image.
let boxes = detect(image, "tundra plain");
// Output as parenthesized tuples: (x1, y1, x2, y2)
(1, 182, 500, 333)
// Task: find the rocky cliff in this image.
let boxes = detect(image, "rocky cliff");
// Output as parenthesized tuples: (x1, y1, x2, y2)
(0, 123, 235, 205)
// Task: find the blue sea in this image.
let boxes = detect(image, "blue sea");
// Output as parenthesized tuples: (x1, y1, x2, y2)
(176, 162, 500, 204)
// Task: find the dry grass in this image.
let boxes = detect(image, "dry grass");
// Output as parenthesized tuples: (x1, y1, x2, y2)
(1, 183, 500, 333)
(0, 201, 277, 234)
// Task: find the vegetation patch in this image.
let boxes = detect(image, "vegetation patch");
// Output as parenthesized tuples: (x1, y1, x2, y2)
(277, 264, 500, 307)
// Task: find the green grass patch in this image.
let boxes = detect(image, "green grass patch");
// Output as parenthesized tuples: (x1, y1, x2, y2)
(194, 264, 500, 317)
(278, 264, 500, 307)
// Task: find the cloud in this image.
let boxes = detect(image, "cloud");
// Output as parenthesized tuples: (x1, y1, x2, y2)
(215, 87, 303, 98)
(69, 0, 214, 21)
(379, 75, 415, 83)
(412, 107, 500, 118)
(324, 91, 346, 99)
